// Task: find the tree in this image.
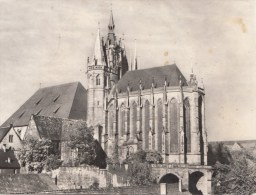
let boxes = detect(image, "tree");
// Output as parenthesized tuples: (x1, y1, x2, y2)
(212, 149, 256, 195)
(208, 142, 232, 165)
(67, 125, 106, 168)
(18, 138, 62, 173)
(125, 150, 162, 185)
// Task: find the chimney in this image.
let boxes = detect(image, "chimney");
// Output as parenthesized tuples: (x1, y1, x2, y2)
(3, 144, 6, 152)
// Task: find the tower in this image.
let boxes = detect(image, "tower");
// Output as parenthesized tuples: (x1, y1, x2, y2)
(87, 28, 106, 127)
(87, 10, 128, 128)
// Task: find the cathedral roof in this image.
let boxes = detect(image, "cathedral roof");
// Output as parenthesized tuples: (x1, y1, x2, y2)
(1, 82, 87, 127)
(116, 64, 188, 93)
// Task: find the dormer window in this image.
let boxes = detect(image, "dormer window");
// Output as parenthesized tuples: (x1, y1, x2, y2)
(96, 75, 100, 86)
(35, 109, 42, 115)
(53, 95, 60, 102)
(53, 106, 61, 114)
(35, 98, 43, 105)
(19, 111, 25, 119)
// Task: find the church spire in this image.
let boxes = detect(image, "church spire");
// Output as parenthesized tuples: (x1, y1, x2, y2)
(134, 39, 138, 70)
(108, 9, 115, 33)
(91, 28, 105, 66)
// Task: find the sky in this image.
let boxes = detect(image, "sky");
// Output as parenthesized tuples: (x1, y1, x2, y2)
(0, 0, 255, 141)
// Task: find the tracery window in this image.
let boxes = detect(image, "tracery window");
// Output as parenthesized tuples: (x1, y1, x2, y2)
(184, 98, 191, 153)
(169, 98, 179, 153)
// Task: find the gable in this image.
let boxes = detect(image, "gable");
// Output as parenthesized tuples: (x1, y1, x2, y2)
(0, 127, 22, 150)
(25, 116, 41, 140)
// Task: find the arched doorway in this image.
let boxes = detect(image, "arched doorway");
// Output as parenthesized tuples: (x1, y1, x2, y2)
(159, 173, 180, 194)
(189, 171, 204, 195)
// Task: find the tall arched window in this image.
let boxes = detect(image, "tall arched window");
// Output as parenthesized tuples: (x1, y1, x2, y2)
(143, 100, 150, 150)
(169, 98, 179, 153)
(96, 75, 100, 85)
(184, 98, 191, 153)
(120, 104, 126, 137)
(198, 96, 204, 165)
(108, 104, 114, 138)
(157, 99, 163, 152)
(130, 101, 137, 138)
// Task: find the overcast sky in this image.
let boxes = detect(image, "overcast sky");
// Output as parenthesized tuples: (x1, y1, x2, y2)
(0, 0, 255, 141)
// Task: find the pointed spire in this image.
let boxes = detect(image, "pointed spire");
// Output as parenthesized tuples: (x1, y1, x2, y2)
(130, 49, 133, 70)
(134, 39, 138, 70)
(108, 9, 115, 33)
(201, 78, 205, 89)
(91, 28, 105, 66)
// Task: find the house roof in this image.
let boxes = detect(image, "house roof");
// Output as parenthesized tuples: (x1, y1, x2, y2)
(0, 149, 20, 169)
(0, 126, 12, 142)
(116, 64, 188, 93)
(1, 82, 87, 128)
(33, 115, 62, 141)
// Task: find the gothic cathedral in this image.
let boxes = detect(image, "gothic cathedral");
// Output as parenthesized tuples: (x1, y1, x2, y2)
(87, 11, 208, 165)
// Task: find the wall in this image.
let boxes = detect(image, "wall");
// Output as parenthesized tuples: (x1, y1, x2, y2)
(0, 174, 58, 194)
(55, 166, 108, 189)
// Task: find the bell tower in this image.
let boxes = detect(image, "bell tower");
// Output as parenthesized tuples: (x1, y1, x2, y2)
(87, 10, 129, 127)
(87, 28, 106, 126)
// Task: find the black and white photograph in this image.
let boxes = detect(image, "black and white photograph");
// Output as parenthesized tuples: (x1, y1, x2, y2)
(0, 0, 255, 194)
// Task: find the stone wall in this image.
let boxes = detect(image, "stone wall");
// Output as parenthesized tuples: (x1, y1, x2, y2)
(0, 174, 58, 193)
(55, 166, 108, 189)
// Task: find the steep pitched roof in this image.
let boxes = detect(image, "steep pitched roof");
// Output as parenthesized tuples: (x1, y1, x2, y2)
(0, 149, 20, 169)
(33, 115, 62, 141)
(1, 82, 87, 127)
(116, 64, 188, 93)
(0, 126, 12, 142)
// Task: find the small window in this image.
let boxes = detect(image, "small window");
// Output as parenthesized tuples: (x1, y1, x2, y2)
(35, 109, 42, 115)
(35, 98, 43, 105)
(19, 111, 25, 119)
(17, 129, 21, 135)
(96, 75, 100, 85)
(9, 135, 13, 143)
(53, 95, 60, 102)
(53, 106, 60, 114)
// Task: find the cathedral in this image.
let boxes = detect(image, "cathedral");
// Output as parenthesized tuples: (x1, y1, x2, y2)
(87, 11, 207, 165)
(0, 10, 207, 166)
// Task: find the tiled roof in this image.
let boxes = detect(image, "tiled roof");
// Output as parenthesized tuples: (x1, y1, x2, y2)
(0, 126, 12, 142)
(33, 115, 62, 141)
(0, 149, 20, 169)
(116, 64, 187, 93)
(1, 82, 87, 127)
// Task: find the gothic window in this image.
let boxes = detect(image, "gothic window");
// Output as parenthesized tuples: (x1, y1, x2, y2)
(157, 99, 163, 152)
(184, 98, 191, 153)
(198, 96, 204, 165)
(98, 125, 103, 144)
(149, 131, 152, 150)
(143, 100, 150, 150)
(96, 75, 100, 86)
(130, 101, 137, 138)
(120, 104, 126, 137)
(169, 98, 179, 153)
(162, 131, 165, 153)
(108, 104, 114, 137)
